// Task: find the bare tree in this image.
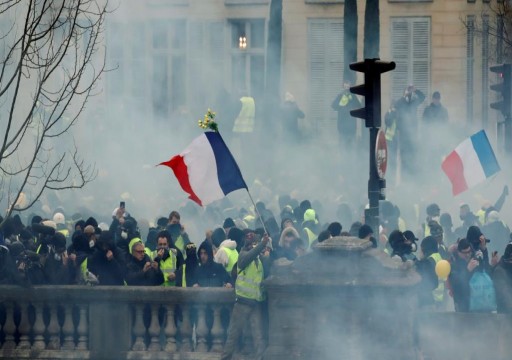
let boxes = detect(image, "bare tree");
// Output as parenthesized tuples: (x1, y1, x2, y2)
(0, 0, 110, 223)
(461, 0, 512, 63)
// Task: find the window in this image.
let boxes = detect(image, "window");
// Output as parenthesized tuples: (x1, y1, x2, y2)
(151, 19, 186, 120)
(308, 18, 344, 135)
(106, 21, 149, 116)
(390, 17, 431, 103)
(229, 19, 266, 100)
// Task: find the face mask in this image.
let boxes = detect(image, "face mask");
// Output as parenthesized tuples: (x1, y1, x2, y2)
(54, 253, 62, 261)
(89, 240, 95, 248)
(121, 231, 128, 240)
(410, 242, 417, 253)
(431, 216, 440, 223)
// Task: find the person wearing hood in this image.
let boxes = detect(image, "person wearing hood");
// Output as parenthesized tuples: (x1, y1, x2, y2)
(301, 209, 319, 249)
(214, 238, 239, 273)
(42, 232, 75, 285)
(274, 226, 303, 261)
(194, 242, 232, 288)
(125, 241, 164, 286)
(415, 236, 439, 308)
(492, 242, 512, 313)
(87, 231, 126, 286)
(388, 229, 417, 262)
(454, 203, 481, 240)
(280, 91, 305, 143)
(166, 211, 192, 260)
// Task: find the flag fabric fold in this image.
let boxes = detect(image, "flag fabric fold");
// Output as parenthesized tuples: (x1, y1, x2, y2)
(441, 130, 500, 196)
(159, 132, 247, 206)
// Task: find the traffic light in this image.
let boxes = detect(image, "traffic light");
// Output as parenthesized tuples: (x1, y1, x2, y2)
(350, 58, 396, 128)
(490, 63, 512, 118)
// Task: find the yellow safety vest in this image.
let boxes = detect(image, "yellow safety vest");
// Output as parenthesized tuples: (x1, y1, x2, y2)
(232, 97, 255, 133)
(236, 258, 265, 302)
(339, 93, 352, 107)
(429, 252, 445, 303)
(158, 251, 177, 286)
(385, 118, 396, 141)
(175, 235, 186, 260)
(304, 228, 317, 249)
(222, 247, 239, 273)
(181, 264, 187, 287)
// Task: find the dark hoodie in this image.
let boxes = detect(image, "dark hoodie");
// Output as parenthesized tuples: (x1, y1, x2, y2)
(175, 244, 199, 287)
(194, 241, 232, 287)
(88, 231, 126, 286)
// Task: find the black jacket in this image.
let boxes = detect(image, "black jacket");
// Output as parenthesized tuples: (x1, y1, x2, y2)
(125, 254, 164, 286)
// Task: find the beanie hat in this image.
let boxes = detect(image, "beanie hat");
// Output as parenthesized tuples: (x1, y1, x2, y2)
(42, 220, 57, 230)
(403, 230, 418, 242)
(358, 224, 373, 239)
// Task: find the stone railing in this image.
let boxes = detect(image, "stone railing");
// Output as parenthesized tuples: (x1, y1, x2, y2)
(0, 286, 235, 360)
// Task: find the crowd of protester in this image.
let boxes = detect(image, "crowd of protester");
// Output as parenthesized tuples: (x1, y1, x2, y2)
(0, 191, 511, 315)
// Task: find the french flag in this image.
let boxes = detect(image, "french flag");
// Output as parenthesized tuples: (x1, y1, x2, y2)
(441, 130, 500, 196)
(159, 132, 247, 206)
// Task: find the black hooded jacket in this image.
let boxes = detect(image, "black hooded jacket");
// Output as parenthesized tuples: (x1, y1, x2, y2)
(194, 241, 232, 287)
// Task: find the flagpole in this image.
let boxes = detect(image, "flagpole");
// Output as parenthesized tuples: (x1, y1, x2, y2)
(245, 189, 270, 236)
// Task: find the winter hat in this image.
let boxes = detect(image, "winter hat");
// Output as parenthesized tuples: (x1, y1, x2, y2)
(42, 220, 57, 230)
(358, 224, 373, 239)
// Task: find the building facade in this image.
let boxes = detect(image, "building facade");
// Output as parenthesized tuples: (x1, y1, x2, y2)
(103, 0, 499, 145)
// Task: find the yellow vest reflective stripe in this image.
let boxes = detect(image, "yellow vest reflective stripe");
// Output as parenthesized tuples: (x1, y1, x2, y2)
(429, 252, 445, 302)
(233, 97, 255, 133)
(223, 247, 239, 273)
(182, 264, 187, 287)
(423, 223, 431, 238)
(304, 228, 317, 248)
(339, 94, 352, 106)
(236, 258, 264, 302)
(80, 257, 88, 278)
(385, 119, 396, 141)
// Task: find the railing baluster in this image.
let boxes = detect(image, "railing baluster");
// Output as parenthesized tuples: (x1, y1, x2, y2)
(132, 303, 146, 351)
(17, 301, 31, 349)
(32, 302, 46, 350)
(75, 304, 88, 350)
(61, 303, 75, 350)
(2, 301, 17, 350)
(195, 305, 208, 352)
(46, 304, 60, 349)
(147, 303, 161, 351)
(164, 304, 177, 352)
(210, 305, 224, 352)
(179, 304, 193, 352)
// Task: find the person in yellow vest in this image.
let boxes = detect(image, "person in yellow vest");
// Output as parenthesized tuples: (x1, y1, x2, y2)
(301, 209, 319, 250)
(221, 231, 272, 360)
(231, 92, 256, 163)
(167, 211, 191, 259)
(416, 236, 440, 309)
(53, 212, 70, 245)
(331, 79, 362, 151)
(152, 232, 178, 286)
(214, 238, 239, 273)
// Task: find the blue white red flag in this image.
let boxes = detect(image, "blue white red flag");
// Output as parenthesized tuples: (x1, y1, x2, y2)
(441, 130, 500, 196)
(159, 132, 247, 206)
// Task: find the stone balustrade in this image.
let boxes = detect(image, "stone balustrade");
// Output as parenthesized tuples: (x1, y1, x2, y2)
(0, 286, 235, 360)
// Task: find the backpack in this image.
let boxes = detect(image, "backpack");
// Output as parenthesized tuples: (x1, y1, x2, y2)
(469, 271, 497, 312)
